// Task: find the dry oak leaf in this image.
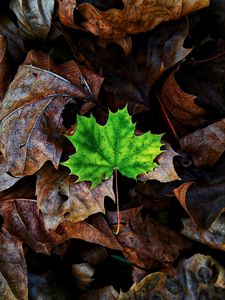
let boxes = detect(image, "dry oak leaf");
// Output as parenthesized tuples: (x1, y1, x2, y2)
(138, 143, 181, 183)
(0, 229, 28, 300)
(10, 0, 55, 40)
(180, 118, 225, 167)
(181, 216, 225, 251)
(36, 164, 115, 230)
(77, 0, 209, 39)
(0, 64, 89, 177)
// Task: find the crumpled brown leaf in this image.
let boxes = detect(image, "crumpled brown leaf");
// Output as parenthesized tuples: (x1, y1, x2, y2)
(0, 35, 11, 102)
(138, 143, 181, 183)
(0, 58, 92, 176)
(0, 156, 22, 192)
(118, 254, 225, 299)
(161, 68, 208, 134)
(181, 216, 225, 251)
(0, 229, 28, 300)
(0, 198, 121, 254)
(107, 207, 191, 281)
(10, 0, 55, 40)
(180, 118, 225, 167)
(174, 181, 225, 228)
(36, 164, 115, 230)
(77, 0, 209, 39)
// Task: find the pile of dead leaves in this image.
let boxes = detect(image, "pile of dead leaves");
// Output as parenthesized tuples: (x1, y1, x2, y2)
(1, 1, 225, 299)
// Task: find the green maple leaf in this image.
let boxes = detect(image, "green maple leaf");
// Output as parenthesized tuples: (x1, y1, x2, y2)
(62, 107, 163, 188)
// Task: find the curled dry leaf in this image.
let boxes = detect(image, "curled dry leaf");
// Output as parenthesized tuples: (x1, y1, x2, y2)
(180, 118, 225, 167)
(174, 181, 225, 228)
(119, 254, 225, 299)
(107, 207, 191, 281)
(0, 35, 11, 102)
(181, 216, 225, 251)
(0, 229, 28, 300)
(77, 0, 209, 39)
(161, 68, 208, 132)
(0, 156, 22, 193)
(36, 164, 115, 230)
(10, 0, 55, 40)
(138, 143, 181, 183)
(0, 62, 90, 176)
(58, 0, 84, 30)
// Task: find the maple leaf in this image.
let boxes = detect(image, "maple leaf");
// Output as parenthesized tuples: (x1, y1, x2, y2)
(63, 107, 163, 188)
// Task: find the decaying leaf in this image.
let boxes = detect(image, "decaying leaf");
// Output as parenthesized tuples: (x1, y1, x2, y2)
(0, 62, 90, 176)
(77, 0, 209, 39)
(138, 143, 181, 183)
(0, 229, 28, 300)
(36, 164, 115, 230)
(78, 285, 119, 300)
(72, 263, 95, 289)
(181, 216, 225, 251)
(10, 0, 55, 40)
(107, 207, 191, 281)
(180, 118, 225, 167)
(63, 107, 163, 188)
(118, 254, 225, 299)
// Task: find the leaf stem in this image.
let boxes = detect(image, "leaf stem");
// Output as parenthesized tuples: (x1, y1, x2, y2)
(114, 168, 121, 235)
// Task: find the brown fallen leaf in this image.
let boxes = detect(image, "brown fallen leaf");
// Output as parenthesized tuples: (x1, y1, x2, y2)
(118, 254, 225, 299)
(77, 0, 209, 39)
(58, 0, 84, 30)
(0, 35, 11, 102)
(0, 197, 121, 253)
(0, 156, 22, 193)
(180, 118, 225, 167)
(138, 143, 181, 183)
(36, 164, 115, 230)
(78, 285, 119, 300)
(161, 68, 208, 133)
(0, 229, 28, 300)
(10, 0, 55, 40)
(72, 263, 95, 289)
(174, 181, 225, 228)
(181, 216, 225, 251)
(73, 18, 192, 114)
(107, 207, 191, 281)
(0, 62, 90, 176)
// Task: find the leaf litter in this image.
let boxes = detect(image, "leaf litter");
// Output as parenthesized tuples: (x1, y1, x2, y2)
(0, 0, 225, 299)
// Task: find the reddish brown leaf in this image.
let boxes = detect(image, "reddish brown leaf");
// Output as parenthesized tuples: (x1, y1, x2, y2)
(0, 35, 11, 102)
(77, 0, 209, 39)
(36, 164, 115, 230)
(161, 68, 208, 133)
(180, 119, 225, 167)
(58, 0, 83, 30)
(138, 143, 181, 183)
(107, 207, 191, 281)
(0, 63, 90, 176)
(0, 229, 28, 300)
